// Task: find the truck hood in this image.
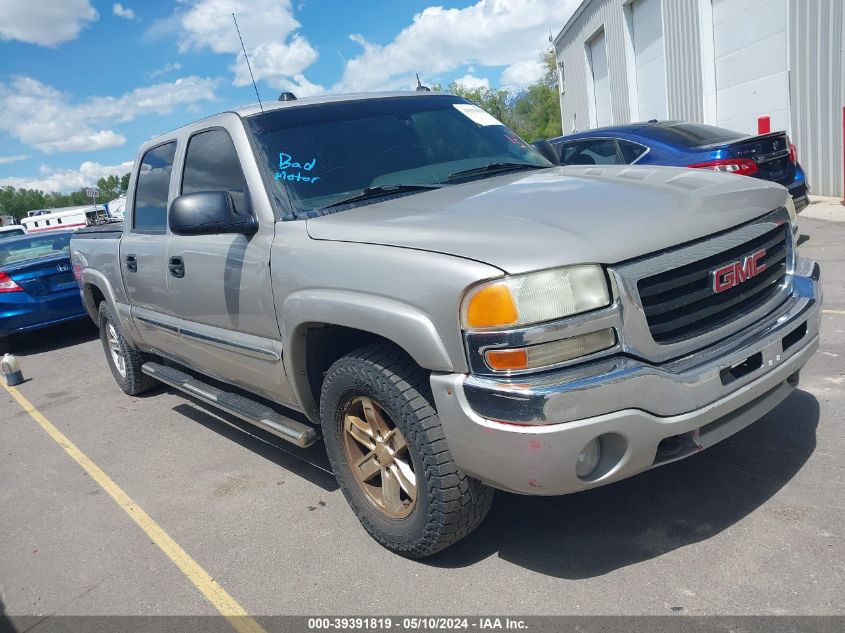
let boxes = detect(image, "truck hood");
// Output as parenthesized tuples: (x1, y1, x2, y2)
(305, 165, 789, 274)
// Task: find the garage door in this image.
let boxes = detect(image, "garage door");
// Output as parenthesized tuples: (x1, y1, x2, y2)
(712, 0, 790, 134)
(588, 30, 613, 127)
(632, 0, 667, 121)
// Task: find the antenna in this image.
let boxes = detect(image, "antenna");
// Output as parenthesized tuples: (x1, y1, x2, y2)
(415, 73, 430, 92)
(232, 13, 265, 117)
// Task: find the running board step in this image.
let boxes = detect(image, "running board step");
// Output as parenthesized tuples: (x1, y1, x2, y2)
(141, 362, 319, 448)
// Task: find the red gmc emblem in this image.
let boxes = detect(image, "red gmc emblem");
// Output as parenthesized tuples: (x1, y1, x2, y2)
(711, 249, 767, 293)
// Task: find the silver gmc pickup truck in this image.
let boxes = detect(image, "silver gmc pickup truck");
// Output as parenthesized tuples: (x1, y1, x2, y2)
(70, 91, 822, 557)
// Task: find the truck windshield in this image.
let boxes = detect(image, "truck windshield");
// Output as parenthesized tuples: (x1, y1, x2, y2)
(247, 95, 550, 217)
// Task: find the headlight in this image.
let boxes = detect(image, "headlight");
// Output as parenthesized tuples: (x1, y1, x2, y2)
(461, 265, 610, 330)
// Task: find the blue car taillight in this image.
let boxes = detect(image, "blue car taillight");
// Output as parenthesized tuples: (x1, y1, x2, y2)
(0, 271, 24, 293)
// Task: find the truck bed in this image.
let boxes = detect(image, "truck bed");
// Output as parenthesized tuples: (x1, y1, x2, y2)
(72, 223, 123, 239)
(70, 222, 127, 316)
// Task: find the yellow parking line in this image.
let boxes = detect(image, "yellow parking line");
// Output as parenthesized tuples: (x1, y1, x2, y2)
(822, 309, 845, 315)
(2, 382, 266, 633)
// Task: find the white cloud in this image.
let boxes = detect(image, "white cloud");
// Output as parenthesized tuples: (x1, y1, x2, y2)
(47, 130, 128, 154)
(334, 0, 577, 93)
(500, 59, 545, 87)
(452, 74, 490, 91)
(175, 0, 324, 94)
(0, 154, 30, 166)
(113, 4, 138, 20)
(146, 62, 182, 80)
(87, 76, 219, 120)
(0, 160, 134, 193)
(0, 0, 98, 47)
(271, 73, 326, 98)
(0, 76, 219, 154)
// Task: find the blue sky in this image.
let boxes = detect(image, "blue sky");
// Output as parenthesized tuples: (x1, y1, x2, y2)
(0, 0, 576, 194)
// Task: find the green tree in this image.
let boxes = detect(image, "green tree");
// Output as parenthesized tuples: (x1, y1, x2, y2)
(510, 83, 563, 141)
(541, 48, 558, 88)
(433, 47, 562, 143)
(508, 49, 562, 141)
(96, 175, 123, 200)
(0, 186, 47, 219)
(0, 170, 133, 221)
(440, 83, 515, 128)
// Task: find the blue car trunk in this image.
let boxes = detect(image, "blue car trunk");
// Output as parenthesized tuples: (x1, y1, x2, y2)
(0, 246, 87, 337)
(4, 255, 78, 297)
(724, 131, 796, 188)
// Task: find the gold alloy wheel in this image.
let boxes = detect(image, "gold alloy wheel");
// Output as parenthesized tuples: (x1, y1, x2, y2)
(341, 396, 417, 518)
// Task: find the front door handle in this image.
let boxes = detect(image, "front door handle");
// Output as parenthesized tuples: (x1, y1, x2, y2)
(168, 256, 185, 278)
(125, 254, 137, 272)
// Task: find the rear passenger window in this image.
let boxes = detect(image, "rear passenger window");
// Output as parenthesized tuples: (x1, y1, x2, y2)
(134, 142, 176, 232)
(559, 140, 622, 166)
(618, 140, 648, 164)
(578, 140, 622, 165)
(181, 129, 249, 212)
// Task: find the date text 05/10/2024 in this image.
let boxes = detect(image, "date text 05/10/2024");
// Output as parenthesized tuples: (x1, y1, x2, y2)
(307, 617, 528, 630)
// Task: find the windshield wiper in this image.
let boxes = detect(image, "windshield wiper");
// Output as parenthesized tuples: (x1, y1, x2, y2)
(447, 162, 545, 181)
(318, 184, 443, 211)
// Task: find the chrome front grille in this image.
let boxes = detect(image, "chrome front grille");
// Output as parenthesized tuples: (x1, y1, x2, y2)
(637, 223, 789, 343)
(611, 207, 794, 362)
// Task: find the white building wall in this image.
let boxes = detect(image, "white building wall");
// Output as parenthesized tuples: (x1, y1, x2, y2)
(709, 0, 791, 134)
(555, 0, 703, 131)
(663, 0, 704, 121)
(789, 0, 844, 197)
(587, 29, 614, 125)
(555, 0, 632, 133)
(630, 0, 668, 121)
(555, 0, 844, 196)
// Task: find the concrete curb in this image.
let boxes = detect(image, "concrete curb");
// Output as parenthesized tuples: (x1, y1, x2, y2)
(802, 196, 844, 222)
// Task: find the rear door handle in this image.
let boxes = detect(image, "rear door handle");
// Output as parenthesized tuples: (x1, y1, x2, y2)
(125, 254, 137, 272)
(168, 256, 185, 278)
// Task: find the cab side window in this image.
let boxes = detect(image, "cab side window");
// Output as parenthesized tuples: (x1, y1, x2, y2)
(134, 142, 177, 232)
(181, 129, 249, 213)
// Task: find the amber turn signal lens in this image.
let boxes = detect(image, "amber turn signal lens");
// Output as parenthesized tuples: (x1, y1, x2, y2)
(464, 284, 519, 329)
(485, 348, 529, 371)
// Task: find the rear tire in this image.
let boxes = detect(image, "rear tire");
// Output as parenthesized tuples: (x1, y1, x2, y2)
(98, 302, 157, 396)
(0, 336, 10, 355)
(320, 342, 494, 557)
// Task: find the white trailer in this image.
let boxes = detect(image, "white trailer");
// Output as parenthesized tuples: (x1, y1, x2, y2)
(21, 205, 108, 233)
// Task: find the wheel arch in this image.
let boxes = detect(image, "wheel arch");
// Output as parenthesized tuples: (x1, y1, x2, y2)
(79, 270, 142, 346)
(282, 290, 457, 424)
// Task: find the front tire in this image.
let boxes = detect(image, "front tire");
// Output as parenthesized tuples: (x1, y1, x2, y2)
(98, 302, 157, 395)
(320, 343, 493, 557)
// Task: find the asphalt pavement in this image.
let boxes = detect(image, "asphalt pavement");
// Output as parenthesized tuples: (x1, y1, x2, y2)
(1, 204, 843, 621)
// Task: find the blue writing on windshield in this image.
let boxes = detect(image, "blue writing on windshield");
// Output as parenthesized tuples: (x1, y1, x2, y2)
(276, 152, 320, 183)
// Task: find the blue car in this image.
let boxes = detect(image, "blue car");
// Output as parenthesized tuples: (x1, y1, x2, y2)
(549, 121, 809, 212)
(0, 230, 87, 352)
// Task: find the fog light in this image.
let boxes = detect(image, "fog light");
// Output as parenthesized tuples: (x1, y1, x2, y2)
(576, 438, 601, 479)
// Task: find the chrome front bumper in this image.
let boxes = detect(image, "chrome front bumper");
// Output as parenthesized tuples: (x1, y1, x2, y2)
(431, 257, 821, 496)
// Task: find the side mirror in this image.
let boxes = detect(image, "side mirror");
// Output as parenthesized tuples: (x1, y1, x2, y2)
(169, 191, 257, 236)
(531, 140, 560, 165)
